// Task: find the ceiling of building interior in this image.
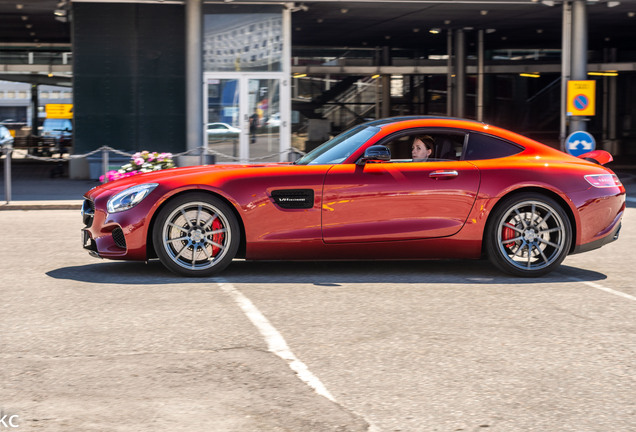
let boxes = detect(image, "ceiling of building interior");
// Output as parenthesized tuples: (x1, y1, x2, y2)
(291, 0, 635, 54)
(0, 0, 70, 45)
(0, 0, 633, 54)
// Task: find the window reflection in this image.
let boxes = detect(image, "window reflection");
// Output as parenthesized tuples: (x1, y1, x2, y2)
(204, 13, 283, 72)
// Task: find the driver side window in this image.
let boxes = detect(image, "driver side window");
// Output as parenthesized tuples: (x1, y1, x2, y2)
(383, 131, 466, 162)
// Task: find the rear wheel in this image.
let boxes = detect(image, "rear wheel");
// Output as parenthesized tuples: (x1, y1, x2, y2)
(485, 193, 571, 277)
(153, 193, 239, 277)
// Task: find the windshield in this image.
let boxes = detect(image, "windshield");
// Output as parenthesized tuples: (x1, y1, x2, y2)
(295, 125, 381, 165)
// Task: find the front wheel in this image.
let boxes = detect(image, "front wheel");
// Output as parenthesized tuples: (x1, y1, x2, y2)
(485, 193, 572, 277)
(153, 193, 240, 277)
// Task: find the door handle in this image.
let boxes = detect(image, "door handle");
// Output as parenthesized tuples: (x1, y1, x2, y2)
(429, 170, 458, 179)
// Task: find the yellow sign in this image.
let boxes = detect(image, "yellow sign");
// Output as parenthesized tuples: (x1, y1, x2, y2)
(567, 80, 595, 116)
(45, 103, 73, 119)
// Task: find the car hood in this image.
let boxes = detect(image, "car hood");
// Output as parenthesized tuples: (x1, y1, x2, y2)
(85, 163, 290, 196)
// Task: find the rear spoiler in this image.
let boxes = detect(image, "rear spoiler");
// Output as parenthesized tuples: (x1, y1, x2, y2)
(577, 150, 613, 166)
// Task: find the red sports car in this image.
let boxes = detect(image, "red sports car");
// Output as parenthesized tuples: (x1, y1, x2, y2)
(81, 117, 625, 277)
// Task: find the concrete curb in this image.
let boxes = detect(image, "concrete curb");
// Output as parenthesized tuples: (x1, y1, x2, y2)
(0, 201, 83, 211)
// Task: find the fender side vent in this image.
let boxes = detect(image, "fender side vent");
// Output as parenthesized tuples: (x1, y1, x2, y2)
(271, 189, 314, 209)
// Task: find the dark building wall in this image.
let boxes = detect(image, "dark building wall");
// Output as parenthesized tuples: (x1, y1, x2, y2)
(72, 3, 186, 154)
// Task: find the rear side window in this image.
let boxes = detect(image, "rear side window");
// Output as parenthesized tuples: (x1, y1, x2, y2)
(464, 133, 523, 160)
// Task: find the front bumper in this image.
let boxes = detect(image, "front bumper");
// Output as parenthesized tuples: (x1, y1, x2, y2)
(80, 196, 149, 261)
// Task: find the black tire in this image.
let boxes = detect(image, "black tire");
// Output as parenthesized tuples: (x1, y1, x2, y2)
(485, 192, 572, 277)
(153, 192, 240, 277)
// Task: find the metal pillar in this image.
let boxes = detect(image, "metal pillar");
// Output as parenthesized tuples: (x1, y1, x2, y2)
(31, 84, 39, 133)
(446, 29, 453, 117)
(185, 0, 204, 159)
(560, 0, 572, 149)
(608, 73, 617, 153)
(603, 47, 618, 154)
(454, 29, 465, 118)
(381, 46, 391, 118)
(477, 29, 484, 122)
(569, 0, 587, 134)
(3, 143, 12, 203)
(280, 5, 292, 162)
(101, 147, 109, 183)
(381, 75, 391, 118)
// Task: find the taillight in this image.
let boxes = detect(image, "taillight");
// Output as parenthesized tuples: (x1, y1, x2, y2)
(584, 174, 622, 188)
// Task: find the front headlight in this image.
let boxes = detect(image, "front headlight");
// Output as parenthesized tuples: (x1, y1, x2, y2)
(107, 183, 158, 213)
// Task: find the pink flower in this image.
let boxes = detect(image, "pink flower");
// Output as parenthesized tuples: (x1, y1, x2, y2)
(100, 169, 122, 182)
(134, 157, 145, 166)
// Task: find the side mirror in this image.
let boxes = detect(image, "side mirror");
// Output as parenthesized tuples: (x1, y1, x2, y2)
(357, 145, 391, 165)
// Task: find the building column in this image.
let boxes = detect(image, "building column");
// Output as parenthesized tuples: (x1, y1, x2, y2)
(477, 29, 484, 122)
(569, 0, 587, 134)
(604, 48, 618, 154)
(446, 29, 453, 116)
(30, 84, 39, 132)
(608, 74, 617, 154)
(185, 0, 203, 155)
(454, 29, 466, 118)
(560, 0, 572, 149)
(381, 46, 391, 118)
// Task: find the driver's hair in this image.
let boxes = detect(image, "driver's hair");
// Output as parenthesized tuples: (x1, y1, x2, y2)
(412, 135, 435, 151)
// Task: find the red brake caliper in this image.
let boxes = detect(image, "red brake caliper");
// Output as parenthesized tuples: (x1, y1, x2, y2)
(210, 218, 225, 256)
(502, 224, 516, 249)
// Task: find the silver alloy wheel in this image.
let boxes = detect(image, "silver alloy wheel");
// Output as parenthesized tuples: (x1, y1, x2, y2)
(161, 201, 231, 271)
(496, 199, 567, 272)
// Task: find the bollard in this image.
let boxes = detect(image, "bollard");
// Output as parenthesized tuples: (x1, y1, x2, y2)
(102, 147, 109, 183)
(3, 143, 12, 204)
(200, 145, 207, 166)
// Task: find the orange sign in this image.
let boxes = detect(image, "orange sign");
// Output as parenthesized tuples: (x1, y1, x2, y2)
(45, 103, 73, 119)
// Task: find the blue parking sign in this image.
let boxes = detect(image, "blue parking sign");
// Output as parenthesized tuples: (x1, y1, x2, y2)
(565, 131, 595, 157)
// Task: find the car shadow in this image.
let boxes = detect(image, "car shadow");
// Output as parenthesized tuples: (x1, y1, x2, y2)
(46, 259, 607, 285)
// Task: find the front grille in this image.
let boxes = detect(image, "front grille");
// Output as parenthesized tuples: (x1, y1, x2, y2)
(81, 199, 95, 227)
(112, 227, 127, 249)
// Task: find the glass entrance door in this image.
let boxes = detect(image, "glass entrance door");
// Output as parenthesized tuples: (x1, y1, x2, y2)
(206, 75, 285, 163)
(206, 78, 240, 163)
(248, 78, 280, 162)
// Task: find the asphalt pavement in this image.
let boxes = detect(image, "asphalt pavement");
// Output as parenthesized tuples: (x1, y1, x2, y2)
(1, 158, 635, 431)
(2, 208, 635, 431)
(0, 159, 635, 210)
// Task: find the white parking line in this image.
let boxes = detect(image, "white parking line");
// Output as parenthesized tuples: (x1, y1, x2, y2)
(626, 197, 636, 204)
(216, 279, 336, 402)
(567, 276, 636, 302)
(217, 279, 382, 432)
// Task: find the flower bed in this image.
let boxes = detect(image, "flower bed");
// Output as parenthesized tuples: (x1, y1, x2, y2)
(100, 151, 175, 182)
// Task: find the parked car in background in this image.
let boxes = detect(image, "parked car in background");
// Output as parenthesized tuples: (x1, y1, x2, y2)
(0, 124, 14, 146)
(266, 112, 281, 128)
(206, 122, 240, 138)
(42, 118, 72, 140)
(41, 118, 73, 153)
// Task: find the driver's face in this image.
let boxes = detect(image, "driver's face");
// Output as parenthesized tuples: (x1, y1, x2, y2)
(412, 139, 431, 161)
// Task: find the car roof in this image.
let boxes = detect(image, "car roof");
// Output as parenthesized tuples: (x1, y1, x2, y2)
(362, 116, 487, 128)
(357, 116, 571, 159)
